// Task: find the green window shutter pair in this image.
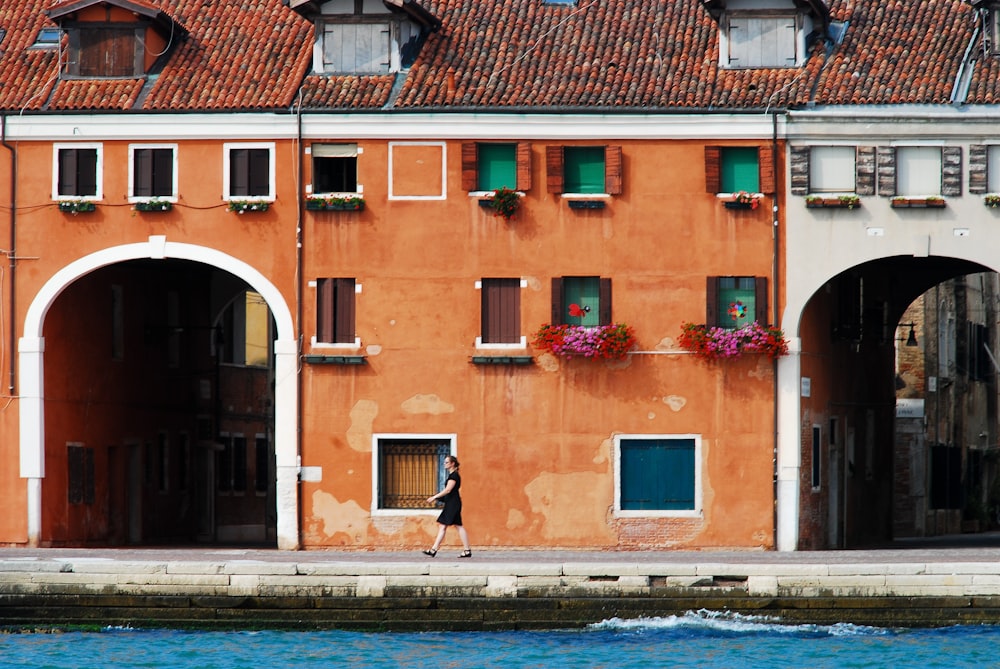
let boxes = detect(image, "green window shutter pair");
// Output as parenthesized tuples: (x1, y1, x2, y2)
(620, 439, 695, 511)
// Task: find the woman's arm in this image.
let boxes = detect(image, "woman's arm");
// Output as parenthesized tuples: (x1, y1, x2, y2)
(427, 479, 456, 504)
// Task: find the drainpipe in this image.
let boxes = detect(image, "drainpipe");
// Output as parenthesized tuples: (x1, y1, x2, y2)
(1, 115, 16, 396)
(771, 109, 781, 547)
(294, 88, 305, 549)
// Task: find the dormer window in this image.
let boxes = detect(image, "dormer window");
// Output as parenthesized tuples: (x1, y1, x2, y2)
(48, 0, 186, 79)
(703, 0, 828, 69)
(289, 0, 440, 75)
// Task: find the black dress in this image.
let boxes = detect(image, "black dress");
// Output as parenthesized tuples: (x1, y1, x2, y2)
(436, 471, 463, 526)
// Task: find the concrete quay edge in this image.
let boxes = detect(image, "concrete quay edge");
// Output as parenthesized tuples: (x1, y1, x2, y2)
(0, 547, 999, 630)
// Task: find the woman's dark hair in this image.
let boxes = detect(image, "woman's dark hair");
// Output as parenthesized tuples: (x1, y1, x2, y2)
(446, 455, 460, 468)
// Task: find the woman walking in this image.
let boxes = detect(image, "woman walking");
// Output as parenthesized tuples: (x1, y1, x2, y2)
(423, 455, 471, 558)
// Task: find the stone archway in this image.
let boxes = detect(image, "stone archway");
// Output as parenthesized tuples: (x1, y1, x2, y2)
(18, 235, 299, 549)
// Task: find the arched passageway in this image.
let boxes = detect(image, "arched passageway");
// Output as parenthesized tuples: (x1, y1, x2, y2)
(18, 237, 299, 548)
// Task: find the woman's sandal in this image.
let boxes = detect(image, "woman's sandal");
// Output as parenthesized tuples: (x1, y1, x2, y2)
(458, 550, 472, 558)
(422, 549, 437, 557)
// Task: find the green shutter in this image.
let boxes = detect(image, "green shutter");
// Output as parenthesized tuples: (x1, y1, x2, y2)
(564, 147, 606, 194)
(621, 439, 695, 511)
(562, 277, 600, 326)
(478, 143, 517, 191)
(720, 147, 759, 193)
(717, 277, 758, 329)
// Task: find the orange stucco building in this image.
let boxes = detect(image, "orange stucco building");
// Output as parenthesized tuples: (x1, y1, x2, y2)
(0, 0, 857, 552)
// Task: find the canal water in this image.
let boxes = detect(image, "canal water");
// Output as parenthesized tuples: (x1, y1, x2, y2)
(2, 610, 996, 668)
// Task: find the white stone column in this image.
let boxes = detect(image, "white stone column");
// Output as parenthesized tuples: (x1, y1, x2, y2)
(18, 336, 44, 547)
(776, 337, 802, 551)
(273, 338, 299, 550)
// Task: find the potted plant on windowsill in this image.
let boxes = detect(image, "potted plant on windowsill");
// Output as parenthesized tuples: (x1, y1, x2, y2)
(228, 200, 270, 214)
(479, 187, 520, 221)
(677, 321, 789, 360)
(305, 195, 365, 211)
(58, 199, 96, 214)
(723, 191, 761, 210)
(984, 194, 1000, 208)
(532, 323, 636, 360)
(891, 195, 946, 209)
(805, 194, 860, 209)
(134, 199, 173, 212)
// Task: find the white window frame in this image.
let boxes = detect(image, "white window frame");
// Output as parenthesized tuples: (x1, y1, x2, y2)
(987, 146, 1000, 193)
(308, 278, 363, 349)
(810, 146, 856, 194)
(722, 14, 799, 69)
(222, 142, 276, 202)
(474, 278, 528, 350)
(128, 143, 179, 203)
(613, 433, 703, 519)
(896, 146, 942, 197)
(371, 433, 457, 517)
(52, 142, 103, 201)
(306, 143, 363, 197)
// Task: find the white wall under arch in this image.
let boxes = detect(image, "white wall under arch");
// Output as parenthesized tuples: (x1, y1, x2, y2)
(18, 235, 299, 549)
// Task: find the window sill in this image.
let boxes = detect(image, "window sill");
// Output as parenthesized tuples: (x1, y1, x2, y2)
(133, 200, 174, 212)
(470, 355, 534, 366)
(58, 200, 97, 213)
(303, 354, 367, 365)
(805, 196, 861, 209)
(567, 199, 607, 210)
(228, 200, 272, 213)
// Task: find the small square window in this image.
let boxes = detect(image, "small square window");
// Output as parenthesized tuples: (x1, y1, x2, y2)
(564, 147, 606, 194)
(617, 437, 699, 513)
(225, 143, 274, 200)
(552, 276, 612, 327)
(323, 22, 392, 73)
(720, 147, 759, 193)
(312, 144, 358, 194)
(33, 27, 61, 48)
(130, 146, 176, 199)
(724, 15, 797, 68)
(54, 145, 101, 199)
(477, 144, 516, 191)
(896, 147, 941, 196)
(376, 437, 452, 510)
(707, 276, 768, 329)
(810, 146, 856, 193)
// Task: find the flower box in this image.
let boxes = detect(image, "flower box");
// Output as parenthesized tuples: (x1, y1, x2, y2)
(532, 323, 636, 360)
(891, 197, 945, 209)
(805, 195, 860, 209)
(305, 196, 365, 212)
(470, 355, 534, 366)
(567, 199, 606, 210)
(984, 194, 1000, 208)
(134, 200, 173, 212)
(721, 191, 762, 210)
(228, 200, 270, 214)
(59, 200, 96, 213)
(302, 354, 366, 365)
(678, 321, 788, 360)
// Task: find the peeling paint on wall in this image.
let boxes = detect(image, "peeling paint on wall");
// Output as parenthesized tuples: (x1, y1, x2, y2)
(311, 490, 369, 543)
(536, 353, 559, 372)
(401, 393, 455, 415)
(662, 395, 686, 412)
(365, 344, 382, 356)
(655, 336, 677, 350)
(507, 508, 526, 529)
(524, 471, 612, 542)
(347, 400, 378, 452)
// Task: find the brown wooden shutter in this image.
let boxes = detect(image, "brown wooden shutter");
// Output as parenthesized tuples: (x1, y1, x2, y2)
(461, 142, 478, 191)
(551, 277, 564, 323)
(58, 149, 77, 196)
(333, 279, 356, 343)
(231, 149, 249, 196)
(546, 146, 564, 194)
(856, 146, 876, 196)
(516, 142, 532, 192)
(706, 276, 719, 327)
(248, 148, 270, 196)
(152, 148, 173, 197)
(758, 146, 775, 194)
(598, 278, 612, 325)
(605, 145, 623, 195)
(134, 149, 153, 197)
(76, 148, 98, 197)
(789, 146, 810, 196)
(877, 146, 895, 197)
(705, 146, 721, 193)
(754, 277, 769, 326)
(969, 145, 988, 195)
(317, 278, 334, 343)
(482, 278, 520, 343)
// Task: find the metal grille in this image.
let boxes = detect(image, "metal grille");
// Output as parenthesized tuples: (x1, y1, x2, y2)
(379, 440, 449, 509)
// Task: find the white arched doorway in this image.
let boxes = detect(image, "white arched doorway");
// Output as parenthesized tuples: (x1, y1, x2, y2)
(18, 235, 299, 549)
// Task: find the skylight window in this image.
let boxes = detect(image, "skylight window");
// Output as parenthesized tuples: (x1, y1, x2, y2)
(32, 27, 61, 48)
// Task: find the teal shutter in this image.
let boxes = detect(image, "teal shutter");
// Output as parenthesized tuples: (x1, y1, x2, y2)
(621, 439, 695, 511)
(562, 277, 600, 326)
(564, 147, 606, 194)
(720, 147, 759, 193)
(478, 143, 517, 190)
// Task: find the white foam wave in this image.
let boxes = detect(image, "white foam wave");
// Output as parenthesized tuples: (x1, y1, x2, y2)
(590, 609, 891, 637)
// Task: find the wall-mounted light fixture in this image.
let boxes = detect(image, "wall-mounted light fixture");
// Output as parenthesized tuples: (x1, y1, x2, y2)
(897, 322, 918, 347)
